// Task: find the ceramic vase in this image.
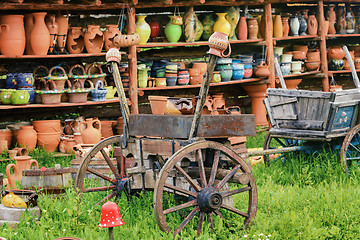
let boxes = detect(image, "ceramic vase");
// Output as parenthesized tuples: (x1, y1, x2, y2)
(247, 18, 259, 40)
(30, 12, 50, 55)
(201, 14, 214, 40)
(183, 7, 198, 43)
(165, 16, 182, 43)
(259, 14, 265, 39)
(149, 17, 160, 39)
(298, 14, 307, 36)
(327, 5, 336, 34)
(45, 14, 58, 53)
(84, 25, 104, 54)
(55, 11, 68, 53)
(307, 14, 318, 35)
(336, 6, 346, 34)
(0, 15, 26, 55)
(195, 17, 203, 41)
(273, 15, 283, 38)
(237, 15, 248, 40)
(104, 24, 121, 51)
(24, 14, 34, 55)
(81, 118, 102, 144)
(6, 156, 38, 189)
(290, 16, 300, 36)
(282, 17, 290, 37)
(16, 125, 37, 151)
(346, 7, 355, 34)
(214, 13, 231, 36)
(225, 7, 240, 40)
(67, 27, 84, 54)
(135, 15, 151, 45)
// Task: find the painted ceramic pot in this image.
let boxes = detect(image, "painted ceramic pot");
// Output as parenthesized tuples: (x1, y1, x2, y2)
(195, 17, 203, 41)
(0, 15, 26, 55)
(290, 16, 300, 36)
(247, 18, 259, 40)
(5, 73, 17, 89)
(104, 24, 121, 51)
(346, 9, 355, 34)
(30, 12, 50, 55)
(208, 31, 231, 58)
(11, 89, 30, 105)
(214, 13, 231, 37)
(307, 51, 320, 62)
(24, 14, 34, 55)
(45, 14, 58, 53)
(243, 64, 253, 78)
(16, 73, 34, 88)
(219, 69, 232, 82)
(201, 14, 214, 41)
(298, 14, 307, 36)
(149, 17, 160, 38)
(135, 15, 151, 45)
(237, 15, 247, 40)
(67, 27, 84, 54)
(183, 7, 198, 43)
(255, 62, 270, 77)
(84, 25, 104, 53)
(165, 16, 182, 43)
(280, 62, 291, 75)
(328, 59, 345, 70)
(291, 61, 302, 74)
(211, 71, 221, 83)
(225, 7, 240, 40)
(232, 69, 244, 80)
(0, 89, 15, 104)
(55, 11, 68, 53)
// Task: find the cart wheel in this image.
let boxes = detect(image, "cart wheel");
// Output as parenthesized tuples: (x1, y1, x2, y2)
(154, 140, 257, 236)
(341, 124, 360, 172)
(75, 136, 127, 205)
(263, 132, 302, 165)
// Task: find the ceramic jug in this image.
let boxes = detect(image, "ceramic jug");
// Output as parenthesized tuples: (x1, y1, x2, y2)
(55, 11, 69, 53)
(225, 7, 240, 40)
(45, 14, 58, 53)
(208, 31, 231, 58)
(30, 12, 50, 55)
(149, 16, 160, 39)
(67, 27, 85, 54)
(327, 5, 336, 34)
(104, 24, 121, 51)
(6, 156, 38, 189)
(81, 118, 102, 144)
(298, 14, 308, 36)
(214, 13, 231, 37)
(84, 25, 104, 54)
(183, 7, 198, 43)
(135, 15, 151, 45)
(165, 16, 182, 43)
(345, 7, 355, 34)
(0, 15, 26, 55)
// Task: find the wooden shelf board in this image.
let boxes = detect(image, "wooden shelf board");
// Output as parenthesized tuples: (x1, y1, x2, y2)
(0, 52, 126, 59)
(137, 39, 264, 48)
(276, 70, 321, 79)
(274, 35, 319, 41)
(328, 69, 360, 74)
(327, 33, 360, 39)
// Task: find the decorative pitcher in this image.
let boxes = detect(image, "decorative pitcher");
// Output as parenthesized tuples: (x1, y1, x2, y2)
(81, 118, 102, 144)
(30, 12, 50, 55)
(183, 7, 198, 43)
(208, 31, 231, 58)
(214, 13, 231, 37)
(6, 156, 38, 189)
(165, 16, 182, 43)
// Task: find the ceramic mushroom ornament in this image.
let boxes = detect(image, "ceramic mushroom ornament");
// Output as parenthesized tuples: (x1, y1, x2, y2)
(99, 201, 125, 240)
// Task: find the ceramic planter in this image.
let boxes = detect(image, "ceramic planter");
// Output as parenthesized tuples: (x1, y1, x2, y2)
(84, 25, 104, 53)
(281, 54, 293, 63)
(16, 125, 37, 151)
(280, 62, 291, 75)
(104, 25, 121, 51)
(67, 27, 85, 54)
(291, 61, 302, 74)
(305, 61, 320, 71)
(81, 118, 101, 144)
(232, 69, 244, 80)
(211, 71, 221, 83)
(155, 78, 166, 87)
(148, 96, 168, 114)
(16, 73, 34, 88)
(67, 89, 89, 103)
(11, 90, 30, 105)
(1, 89, 15, 104)
(328, 59, 345, 70)
(219, 69, 232, 82)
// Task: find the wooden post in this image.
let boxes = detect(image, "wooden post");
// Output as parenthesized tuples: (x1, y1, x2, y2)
(318, 0, 329, 92)
(127, 6, 139, 114)
(111, 62, 130, 124)
(264, 2, 275, 88)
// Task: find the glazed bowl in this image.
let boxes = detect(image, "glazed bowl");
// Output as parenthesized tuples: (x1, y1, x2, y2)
(219, 69, 232, 82)
(280, 54, 293, 63)
(232, 69, 244, 80)
(280, 62, 291, 76)
(328, 59, 345, 71)
(166, 77, 177, 86)
(217, 58, 232, 64)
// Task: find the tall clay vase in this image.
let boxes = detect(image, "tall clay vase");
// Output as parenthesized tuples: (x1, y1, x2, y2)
(30, 12, 50, 55)
(327, 5, 336, 34)
(81, 118, 102, 144)
(56, 11, 68, 53)
(307, 14, 318, 35)
(0, 15, 26, 55)
(135, 15, 151, 45)
(290, 16, 300, 36)
(237, 15, 248, 40)
(6, 156, 38, 189)
(16, 125, 37, 151)
(183, 7, 198, 43)
(46, 14, 58, 53)
(149, 17, 160, 39)
(201, 14, 214, 41)
(104, 24, 121, 51)
(24, 14, 34, 55)
(242, 83, 268, 126)
(247, 18, 259, 40)
(84, 25, 104, 54)
(225, 6, 240, 40)
(164, 16, 182, 43)
(259, 14, 266, 39)
(67, 27, 84, 54)
(273, 15, 283, 38)
(214, 13, 231, 37)
(298, 14, 308, 36)
(336, 6, 346, 34)
(282, 17, 290, 37)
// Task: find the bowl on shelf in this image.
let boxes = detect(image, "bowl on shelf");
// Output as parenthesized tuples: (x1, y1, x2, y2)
(292, 51, 306, 61)
(305, 61, 320, 71)
(291, 61, 303, 74)
(232, 69, 244, 80)
(328, 59, 345, 71)
(220, 69, 233, 82)
(217, 58, 232, 65)
(279, 62, 291, 76)
(166, 77, 177, 86)
(280, 54, 293, 63)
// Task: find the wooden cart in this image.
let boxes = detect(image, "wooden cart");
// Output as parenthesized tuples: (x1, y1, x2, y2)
(74, 39, 258, 236)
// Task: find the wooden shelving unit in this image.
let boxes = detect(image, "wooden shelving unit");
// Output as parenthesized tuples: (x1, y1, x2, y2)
(137, 39, 265, 48)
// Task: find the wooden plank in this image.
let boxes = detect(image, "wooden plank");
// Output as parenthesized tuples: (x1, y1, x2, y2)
(141, 138, 181, 157)
(265, 2, 275, 88)
(269, 97, 297, 107)
(263, 98, 276, 127)
(277, 120, 324, 130)
(273, 114, 297, 120)
(128, 6, 138, 114)
(267, 89, 333, 98)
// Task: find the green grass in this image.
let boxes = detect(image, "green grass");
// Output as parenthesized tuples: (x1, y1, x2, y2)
(1, 133, 360, 239)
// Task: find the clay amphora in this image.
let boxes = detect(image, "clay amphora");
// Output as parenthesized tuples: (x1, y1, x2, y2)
(201, 14, 214, 41)
(327, 5, 336, 34)
(30, 12, 50, 55)
(345, 6, 355, 34)
(104, 25, 121, 51)
(225, 7, 240, 40)
(164, 16, 182, 43)
(135, 15, 151, 45)
(55, 11, 69, 53)
(84, 25, 104, 53)
(0, 15, 26, 55)
(81, 118, 102, 144)
(282, 17, 290, 37)
(67, 27, 84, 54)
(237, 15, 248, 40)
(45, 14, 58, 53)
(336, 6, 346, 34)
(149, 16, 160, 39)
(273, 15, 283, 38)
(183, 7, 198, 43)
(214, 13, 231, 37)
(212, 93, 225, 110)
(100, 120, 115, 138)
(24, 14, 34, 55)
(247, 18, 259, 40)
(16, 125, 37, 151)
(6, 156, 38, 189)
(290, 16, 300, 36)
(62, 119, 74, 135)
(307, 14, 318, 35)
(208, 31, 231, 58)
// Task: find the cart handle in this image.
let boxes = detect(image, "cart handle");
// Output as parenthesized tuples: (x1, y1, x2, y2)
(343, 46, 360, 89)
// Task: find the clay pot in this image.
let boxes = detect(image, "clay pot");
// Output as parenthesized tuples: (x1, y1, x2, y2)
(355, 57, 360, 69)
(32, 120, 61, 133)
(237, 16, 247, 40)
(305, 61, 320, 71)
(184, 7, 199, 42)
(190, 75, 202, 85)
(67, 27, 85, 54)
(306, 51, 320, 62)
(328, 46, 345, 60)
(37, 132, 61, 152)
(84, 25, 104, 54)
(16, 126, 37, 151)
(242, 83, 268, 126)
(113, 34, 140, 48)
(259, 14, 265, 39)
(149, 17, 160, 39)
(104, 24, 121, 51)
(273, 15, 283, 38)
(164, 16, 182, 43)
(45, 14, 58, 53)
(285, 78, 302, 90)
(327, 6, 336, 34)
(0, 15, 26, 55)
(81, 118, 102, 144)
(292, 50, 307, 60)
(55, 12, 68, 53)
(344, 59, 350, 70)
(293, 45, 308, 53)
(6, 156, 38, 189)
(71, 117, 86, 133)
(336, 6, 346, 34)
(30, 12, 50, 55)
(212, 93, 225, 110)
(0, 129, 12, 149)
(148, 96, 168, 114)
(192, 62, 208, 75)
(100, 120, 115, 138)
(0, 140, 7, 153)
(255, 62, 270, 78)
(208, 31, 231, 58)
(247, 18, 259, 40)
(282, 17, 290, 37)
(307, 14, 318, 35)
(8, 149, 17, 159)
(65, 138, 76, 154)
(24, 14, 34, 55)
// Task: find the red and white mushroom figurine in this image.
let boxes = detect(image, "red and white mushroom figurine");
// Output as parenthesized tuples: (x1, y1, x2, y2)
(99, 201, 125, 240)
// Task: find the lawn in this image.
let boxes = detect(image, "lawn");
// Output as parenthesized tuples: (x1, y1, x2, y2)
(1, 131, 360, 240)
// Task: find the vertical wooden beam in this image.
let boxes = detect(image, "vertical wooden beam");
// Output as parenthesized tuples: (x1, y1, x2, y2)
(127, 6, 139, 114)
(318, 0, 329, 92)
(264, 2, 275, 88)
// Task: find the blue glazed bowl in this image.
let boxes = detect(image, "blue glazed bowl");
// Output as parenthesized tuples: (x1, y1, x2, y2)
(19, 87, 36, 103)
(220, 69, 233, 82)
(6, 73, 17, 89)
(232, 63, 244, 70)
(232, 69, 244, 80)
(16, 73, 34, 88)
(166, 77, 177, 86)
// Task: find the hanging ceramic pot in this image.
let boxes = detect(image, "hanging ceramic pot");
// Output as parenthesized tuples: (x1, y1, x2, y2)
(149, 16, 160, 39)
(336, 6, 346, 34)
(84, 25, 104, 54)
(201, 14, 214, 41)
(237, 14, 247, 40)
(214, 13, 231, 37)
(104, 24, 121, 51)
(16, 125, 37, 151)
(290, 15, 300, 36)
(327, 5, 336, 34)
(225, 7, 240, 40)
(345, 6, 355, 34)
(135, 15, 151, 45)
(81, 118, 102, 144)
(247, 18, 259, 40)
(298, 14, 307, 36)
(30, 12, 50, 55)
(0, 15, 26, 55)
(282, 17, 290, 37)
(183, 7, 198, 43)
(45, 14, 58, 53)
(307, 14, 318, 35)
(273, 15, 283, 38)
(67, 27, 84, 54)
(164, 16, 182, 43)
(195, 17, 203, 41)
(24, 14, 34, 55)
(55, 11, 69, 53)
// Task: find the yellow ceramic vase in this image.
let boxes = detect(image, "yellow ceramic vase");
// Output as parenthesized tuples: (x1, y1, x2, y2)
(213, 13, 231, 36)
(135, 15, 151, 45)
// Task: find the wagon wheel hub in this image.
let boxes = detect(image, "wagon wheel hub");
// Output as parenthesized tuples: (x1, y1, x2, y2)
(197, 187, 222, 212)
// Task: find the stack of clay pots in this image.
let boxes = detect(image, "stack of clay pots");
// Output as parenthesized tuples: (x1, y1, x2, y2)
(33, 120, 61, 152)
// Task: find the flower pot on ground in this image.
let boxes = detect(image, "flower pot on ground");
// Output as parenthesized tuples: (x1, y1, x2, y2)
(16, 125, 37, 151)
(242, 82, 268, 126)
(32, 119, 61, 133)
(37, 131, 61, 152)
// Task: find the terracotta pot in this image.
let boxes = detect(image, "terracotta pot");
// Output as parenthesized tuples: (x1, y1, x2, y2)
(255, 62, 270, 78)
(247, 18, 259, 40)
(344, 59, 350, 70)
(292, 50, 307, 60)
(67, 27, 84, 54)
(37, 132, 61, 152)
(8, 149, 17, 159)
(0, 140, 7, 153)
(104, 24, 121, 51)
(65, 138, 76, 154)
(336, 6, 346, 34)
(273, 15, 283, 38)
(330, 85, 343, 92)
(305, 61, 320, 71)
(45, 14, 58, 53)
(24, 14, 34, 55)
(307, 14, 318, 35)
(113, 34, 140, 48)
(30, 12, 50, 55)
(192, 62, 207, 75)
(237, 16, 248, 40)
(32, 120, 61, 133)
(328, 46, 345, 60)
(327, 5, 336, 34)
(81, 118, 101, 144)
(148, 96, 168, 114)
(306, 51, 320, 62)
(55, 11, 69, 53)
(293, 45, 308, 53)
(282, 17, 289, 37)
(71, 117, 86, 133)
(242, 83, 268, 126)
(208, 31, 231, 58)
(212, 93, 225, 110)
(0, 129, 12, 149)
(6, 156, 38, 189)
(285, 78, 302, 90)
(0, 15, 26, 55)
(16, 125, 37, 151)
(100, 120, 116, 138)
(190, 75, 202, 85)
(149, 17, 160, 39)
(324, 21, 329, 35)
(84, 25, 104, 54)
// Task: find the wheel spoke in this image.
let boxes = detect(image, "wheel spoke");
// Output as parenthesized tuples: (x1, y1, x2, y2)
(221, 204, 249, 218)
(208, 150, 220, 187)
(215, 164, 241, 190)
(163, 199, 198, 215)
(174, 206, 200, 236)
(86, 167, 117, 184)
(207, 212, 214, 229)
(214, 209, 231, 228)
(164, 184, 198, 198)
(82, 185, 115, 193)
(346, 156, 360, 160)
(100, 148, 121, 180)
(221, 186, 251, 198)
(274, 137, 287, 147)
(174, 164, 202, 192)
(349, 142, 360, 153)
(95, 192, 116, 206)
(197, 212, 205, 236)
(196, 149, 207, 188)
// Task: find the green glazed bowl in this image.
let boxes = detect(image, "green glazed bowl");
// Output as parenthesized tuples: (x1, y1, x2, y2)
(0, 89, 15, 105)
(11, 90, 30, 105)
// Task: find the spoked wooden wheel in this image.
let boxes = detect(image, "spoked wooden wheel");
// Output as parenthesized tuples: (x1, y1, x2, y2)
(75, 136, 127, 206)
(341, 124, 360, 172)
(154, 141, 257, 236)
